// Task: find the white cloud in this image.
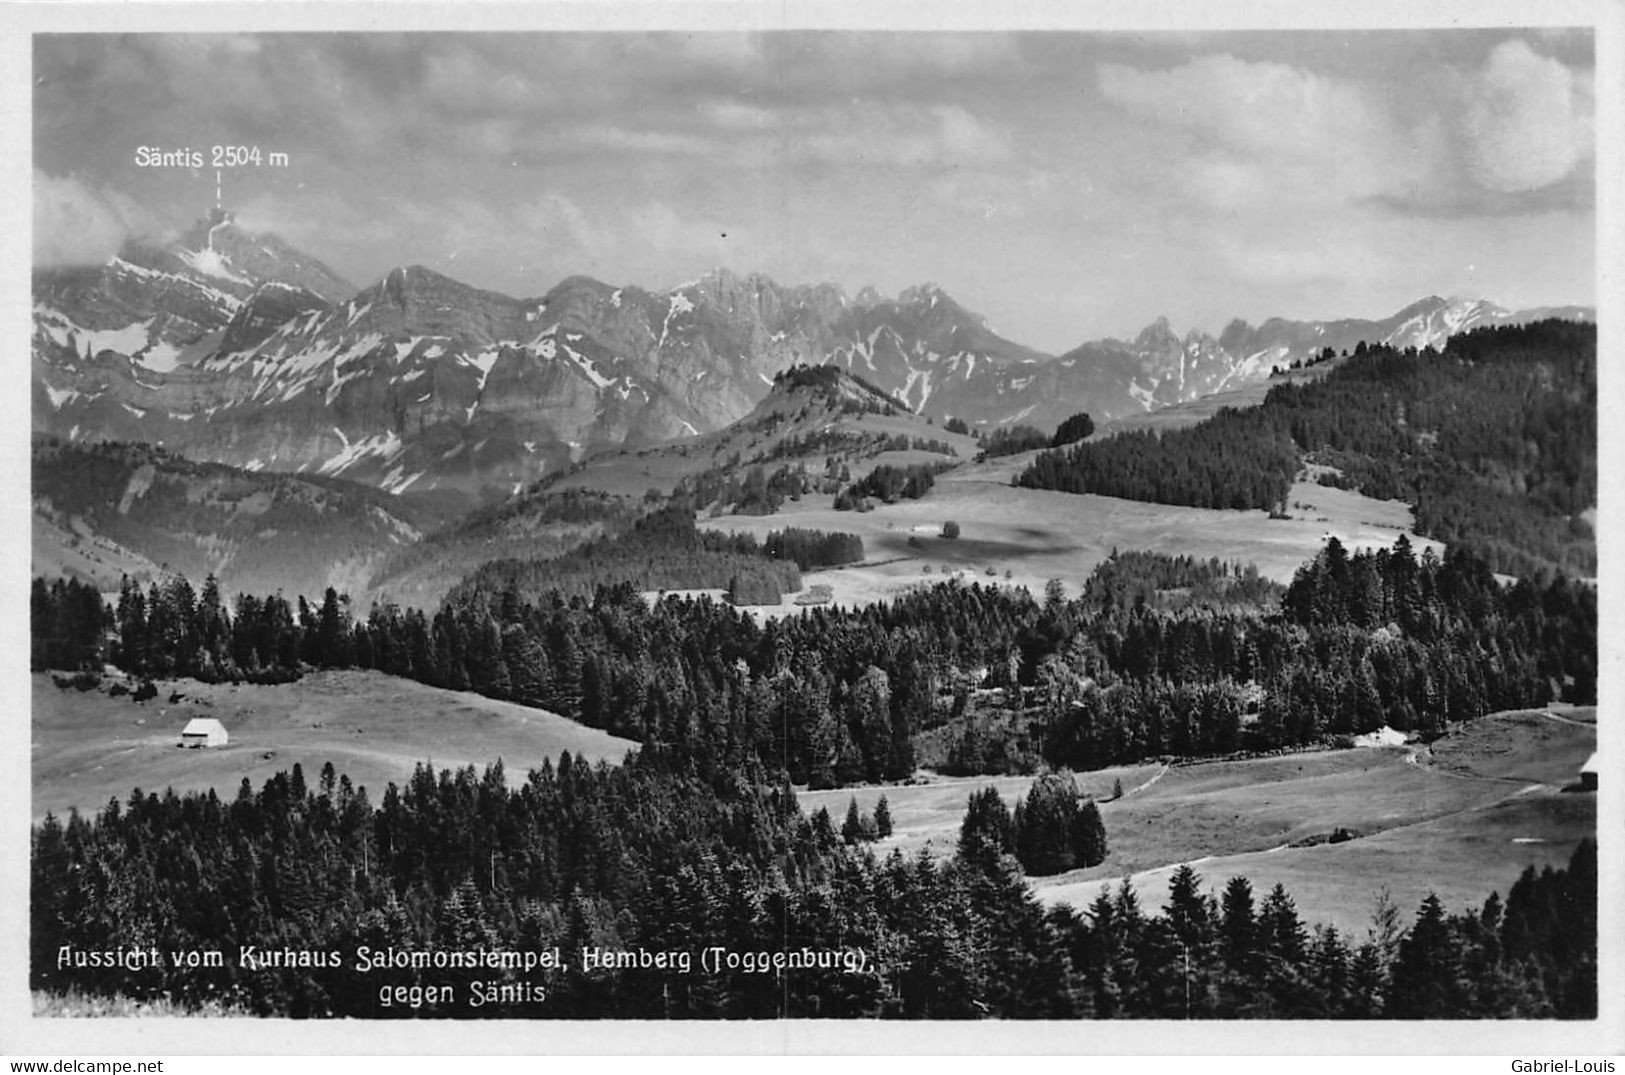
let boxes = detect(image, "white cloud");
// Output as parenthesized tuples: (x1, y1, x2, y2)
(1211, 220, 1389, 289)
(1098, 54, 1431, 213)
(630, 201, 739, 260)
(556, 100, 1011, 172)
(700, 100, 775, 131)
(926, 169, 1059, 221)
(1100, 54, 1365, 157)
(516, 194, 599, 258)
(1460, 40, 1592, 193)
(558, 125, 715, 157)
(788, 103, 1011, 168)
(33, 172, 158, 267)
(422, 48, 544, 114)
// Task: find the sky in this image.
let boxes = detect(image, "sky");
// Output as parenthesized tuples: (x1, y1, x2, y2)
(33, 27, 1597, 353)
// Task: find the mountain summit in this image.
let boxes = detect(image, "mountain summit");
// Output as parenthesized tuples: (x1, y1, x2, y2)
(33, 209, 355, 376)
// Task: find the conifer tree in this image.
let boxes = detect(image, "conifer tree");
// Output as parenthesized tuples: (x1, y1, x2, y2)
(874, 795, 893, 839)
(841, 797, 863, 845)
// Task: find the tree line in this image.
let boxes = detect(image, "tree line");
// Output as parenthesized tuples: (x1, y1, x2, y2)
(975, 411, 1096, 461)
(1016, 408, 1299, 511)
(763, 528, 866, 571)
(958, 775, 1108, 876)
(447, 504, 804, 607)
(836, 462, 947, 509)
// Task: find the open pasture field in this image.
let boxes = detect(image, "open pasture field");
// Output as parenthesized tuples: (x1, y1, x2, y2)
(801, 707, 1592, 938)
(1034, 708, 1595, 936)
(32, 670, 637, 820)
(699, 468, 1438, 607)
(548, 407, 979, 501)
(797, 763, 1165, 857)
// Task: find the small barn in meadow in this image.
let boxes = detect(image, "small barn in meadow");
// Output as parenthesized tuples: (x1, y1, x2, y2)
(180, 717, 228, 748)
(1580, 752, 1598, 792)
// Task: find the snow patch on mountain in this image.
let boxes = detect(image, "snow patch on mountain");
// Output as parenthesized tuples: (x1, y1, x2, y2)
(1128, 380, 1156, 411)
(42, 383, 80, 409)
(44, 318, 157, 361)
(336, 333, 384, 368)
(177, 245, 252, 287)
(560, 340, 613, 389)
(901, 368, 934, 411)
(137, 342, 182, 373)
(466, 349, 501, 391)
(325, 361, 372, 405)
(317, 430, 404, 477)
(658, 294, 693, 350)
(380, 467, 427, 494)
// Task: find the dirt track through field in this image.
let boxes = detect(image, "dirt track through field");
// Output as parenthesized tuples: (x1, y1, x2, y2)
(1123, 763, 1170, 797)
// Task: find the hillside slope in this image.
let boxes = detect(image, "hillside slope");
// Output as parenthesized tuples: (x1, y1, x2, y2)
(32, 437, 444, 598)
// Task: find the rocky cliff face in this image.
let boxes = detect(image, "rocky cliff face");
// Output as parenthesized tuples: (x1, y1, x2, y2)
(33, 210, 1593, 505)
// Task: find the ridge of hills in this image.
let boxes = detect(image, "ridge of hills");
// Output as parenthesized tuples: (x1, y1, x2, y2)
(32, 436, 447, 600)
(30, 364, 964, 607)
(365, 363, 975, 609)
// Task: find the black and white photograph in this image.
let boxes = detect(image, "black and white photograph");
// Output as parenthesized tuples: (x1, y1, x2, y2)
(5, 0, 1619, 1055)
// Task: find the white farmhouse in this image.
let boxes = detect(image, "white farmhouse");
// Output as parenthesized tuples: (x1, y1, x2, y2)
(180, 717, 228, 748)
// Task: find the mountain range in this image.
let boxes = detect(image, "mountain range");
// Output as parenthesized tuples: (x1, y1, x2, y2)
(33, 208, 1592, 505)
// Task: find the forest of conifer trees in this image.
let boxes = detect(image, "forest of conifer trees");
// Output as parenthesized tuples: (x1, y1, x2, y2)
(30, 748, 1595, 1019)
(33, 533, 1596, 783)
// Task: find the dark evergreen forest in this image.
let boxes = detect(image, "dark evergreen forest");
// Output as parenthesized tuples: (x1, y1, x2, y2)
(977, 424, 1052, 459)
(30, 749, 1595, 1018)
(1016, 321, 1596, 579)
(34, 533, 1596, 786)
(446, 504, 805, 606)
